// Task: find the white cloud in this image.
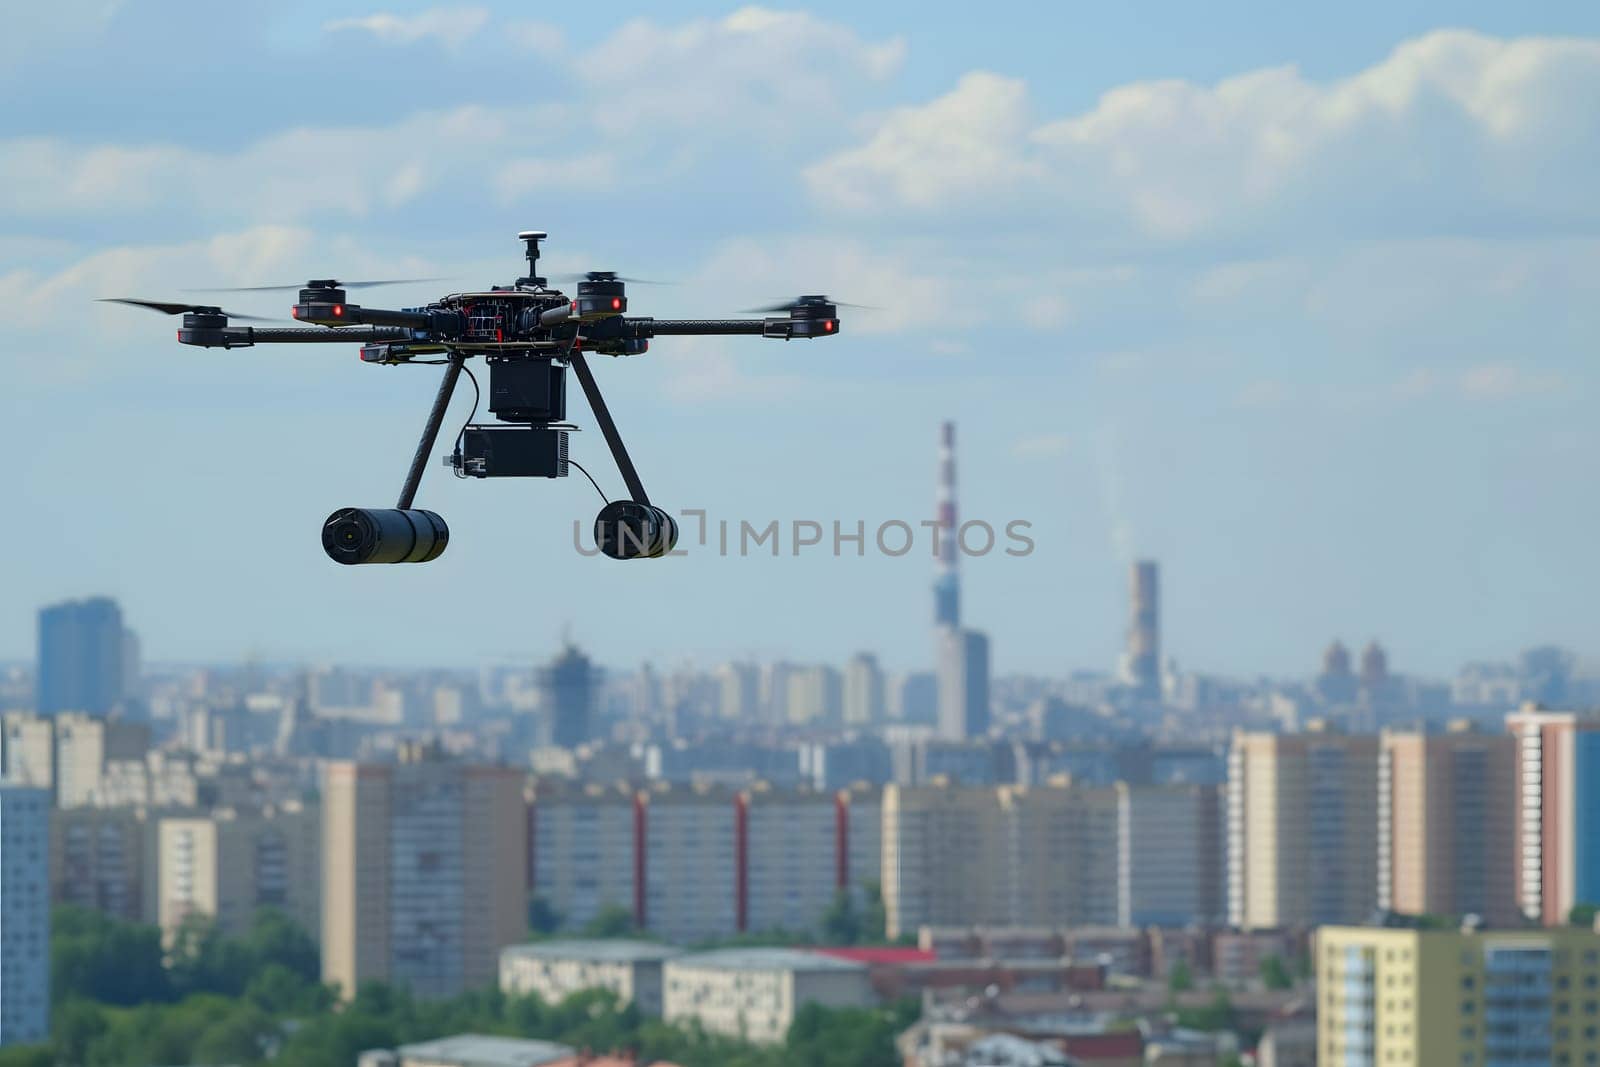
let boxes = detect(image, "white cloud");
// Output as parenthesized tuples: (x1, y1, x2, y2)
(324, 7, 490, 49)
(807, 31, 1600, 242)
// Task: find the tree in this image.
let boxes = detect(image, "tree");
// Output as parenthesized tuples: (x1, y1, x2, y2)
(860, 881, 889, 944)
(820, 890, 862, 945)
(50, 905, 172, 1007)
(1571, 903, 1598, 927)
(1167, 958, 1193, 994)
(529, 895, 563, 936)
(581, 903, 641, 939)
(1259, 954, 1293, 991)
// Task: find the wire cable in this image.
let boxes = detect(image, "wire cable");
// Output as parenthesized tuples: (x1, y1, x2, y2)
(568, 458, 610, 504)
(449, 363, 480, 477)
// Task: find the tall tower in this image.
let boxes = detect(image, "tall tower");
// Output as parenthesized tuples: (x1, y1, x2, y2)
(933, 421, 960, 629)
(37, 597, 128, 715)
(1123, 561, 1160, 699)
(540, 643, 597, 749)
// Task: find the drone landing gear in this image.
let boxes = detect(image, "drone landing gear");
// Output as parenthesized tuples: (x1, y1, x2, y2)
(570, 352, 679, 560)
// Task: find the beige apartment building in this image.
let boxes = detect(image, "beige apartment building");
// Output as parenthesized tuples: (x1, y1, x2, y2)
(1227, 724, 1379, 930)
(322, 750, 526, 1000)
(51, 805, 158, 924)
(157, 801, 320, 939)
(882, 781, 1119, 938)
(1378, 722, 1516, 924)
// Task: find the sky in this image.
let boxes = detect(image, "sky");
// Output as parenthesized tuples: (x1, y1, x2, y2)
(2, 1, 1599, 678)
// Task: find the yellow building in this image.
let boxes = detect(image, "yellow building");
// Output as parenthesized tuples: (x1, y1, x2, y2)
(1318, 923, 1600, 1065)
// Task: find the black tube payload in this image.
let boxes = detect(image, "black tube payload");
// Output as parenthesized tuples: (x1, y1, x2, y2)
(322, 508, 449, 565)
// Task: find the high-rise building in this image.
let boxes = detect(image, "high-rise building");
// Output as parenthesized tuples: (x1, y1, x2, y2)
(157, 802, 320, 941)
(933, 421, 959, 629)
(1318, 922, 1600, 1066)
(1122, 561, 1160, 700)
(881, 782, 1118, 938)
(321, 748, 527, 999)
(540, 644, 597, 749)
(1505, 703, 1600, 925)
(1227, 724, 1379, 929)
(785, 665, 843, 726)
(0, 786, 50, 1046)
(37, 597, 129, 716)
(1378, 722, 1517, 925)
(54, 712, 151, 808)
(1117, 783, 1224, 928)
(889, 671, 938, 725)
(715, 662, 759, 721)
(842, 653, 885, 726)
(51, 807, 156, 924)
(1, 713, 55, 794)
(1316, 640, 1358, 705)
(936, 629, 990, 740)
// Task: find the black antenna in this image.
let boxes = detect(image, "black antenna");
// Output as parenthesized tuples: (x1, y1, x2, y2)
(518, 229, 547, 286)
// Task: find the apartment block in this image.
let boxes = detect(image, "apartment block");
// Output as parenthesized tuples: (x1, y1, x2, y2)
(1318, 922, 1600, 1065)
(882, 782, 1119, 938)
(1505, 703, 1600, 925)
(1117, 783, 1224, 927)
(322, 752, 527, 999)
(158, 801, 319, 940)
(1227, 725, 1378, 929)
(1378, 722, 1517, 924)
(51, 806, 157, 924)
(528, 781, 639, 933)
(0, 786, 50, 1046)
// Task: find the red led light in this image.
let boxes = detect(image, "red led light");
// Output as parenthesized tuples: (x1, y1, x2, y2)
(824, 320, 835, 332)
(290, 306, 299, 319)
(332, 304, 344, 317)
(611, 297, 622, 310)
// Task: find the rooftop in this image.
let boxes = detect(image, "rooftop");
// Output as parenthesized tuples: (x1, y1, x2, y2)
(501, 940, 683, 964)
(669, 948, 867, 973)
(396, 1034, 574, 1067)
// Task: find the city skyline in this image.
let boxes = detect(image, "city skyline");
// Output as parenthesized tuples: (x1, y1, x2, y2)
(5, 4, 1600, 677)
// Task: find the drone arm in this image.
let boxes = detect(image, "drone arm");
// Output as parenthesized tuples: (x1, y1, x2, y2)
(397, 354, 465, 510)
(568, 351, 650, 507)
(625, 318, 772, 336)
(178, 325, 415, 348)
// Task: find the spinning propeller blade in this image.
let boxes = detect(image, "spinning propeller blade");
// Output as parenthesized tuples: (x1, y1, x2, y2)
(739, 295, 877, 314)
(98, 298, 282, 322)
(185, 277, 447, 293)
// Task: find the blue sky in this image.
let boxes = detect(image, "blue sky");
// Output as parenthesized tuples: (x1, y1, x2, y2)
(2, 1, 1598, 678)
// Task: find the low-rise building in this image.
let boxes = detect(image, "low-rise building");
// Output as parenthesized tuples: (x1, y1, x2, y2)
(661, 948, 873, 1044)
(499, 939, 681, 1015)
(359, 1033, 574, 1067)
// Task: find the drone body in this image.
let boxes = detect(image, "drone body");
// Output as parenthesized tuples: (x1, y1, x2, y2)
(106, 231, 843, 564)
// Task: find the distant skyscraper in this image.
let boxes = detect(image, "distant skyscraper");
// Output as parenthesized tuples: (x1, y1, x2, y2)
(37, 597, 128, 715)
(716, 662, 759, 721)
(1505, 703, 1600, 925)
(540, 644, 597, 749)
(0, 785, 50, 1045)
(842, 653, 885, 726)
(889, 671, 938, 725)
(1122, 561, 1160, 700)
(1317, 640, 1359, 704)
(933, 421, 959, 629)
(937, 629, 991, 741)
(321, 749, 526, 1000)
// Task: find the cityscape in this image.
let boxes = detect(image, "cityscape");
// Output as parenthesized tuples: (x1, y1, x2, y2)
(2, 420, 1598, 1065)
(6, 3, 1600, 1066)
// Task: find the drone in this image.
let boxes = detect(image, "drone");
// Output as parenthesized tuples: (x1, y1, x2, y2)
(104, 231, 844, 564)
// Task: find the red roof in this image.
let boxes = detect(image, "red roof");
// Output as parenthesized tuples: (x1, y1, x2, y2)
(809, 947, 938, 965)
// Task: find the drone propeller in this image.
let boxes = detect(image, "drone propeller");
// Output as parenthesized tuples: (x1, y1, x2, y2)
(98, 298, 282, 322)
(739, 295, 878, 314)
(552, 271, 671, 286)
(184, 277, 447, 293)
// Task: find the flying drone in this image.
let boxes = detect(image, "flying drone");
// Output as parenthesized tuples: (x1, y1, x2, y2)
(104, 231, 845, 564)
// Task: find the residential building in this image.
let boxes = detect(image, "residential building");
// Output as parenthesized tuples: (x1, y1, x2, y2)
(843, 653, 885, 726)
(50, 806, 156, 923)
(362, 1034, 573, 1067)
(157, 801, 319, 940)
(1116, 783, 1224, 927)
(37, 596, 129, 716)
(662, 948, 873, 1043)
(1317, 922, 1600, 1066)
(321, 749, 527, 999)
(54, 712, 151, 808)
(882, 782, 1118, 938)
(1505, 703, 1600, 925)
(1227, 724, 1379, 929)
(498, 940, 681, 1015)
(1, 713, 54, 793)
(527, 781, 638, 933)
(0, 786, 50, 1046)
(1378, 721, 1517, 924)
